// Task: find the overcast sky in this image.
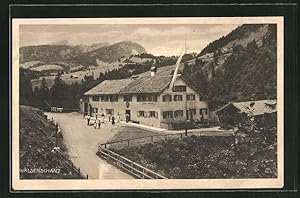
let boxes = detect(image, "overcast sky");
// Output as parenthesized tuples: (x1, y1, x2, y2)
(20, 24, 240, 56)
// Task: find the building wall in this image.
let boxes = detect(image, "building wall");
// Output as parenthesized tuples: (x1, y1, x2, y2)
(88, 95, 125, 119)
(86, 77, 209, 128)
(128, 95, 161, 127)
(160, 78, 209, 123)
(88, 94, 162, 127)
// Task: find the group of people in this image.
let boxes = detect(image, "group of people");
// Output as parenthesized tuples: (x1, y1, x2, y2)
(85, 112, 121, 129)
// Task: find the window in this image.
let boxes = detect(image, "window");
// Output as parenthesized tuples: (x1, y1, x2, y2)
(137, 95, 147, 102)
(200, 108, 208, 115)
(137, 95, 142, 102)
(148, 95, 158, 102)
(187, 94, 195, 101)
(92, 96, 99, 101)
(150, 111, 157, 118)
(106, 109, 114, 115)
(124, 95, 132, 102)
(137, 95, 158, 102)
(199, 96, 204, 101)
(174, 85, 186, 92)
(174, 110, 183, 118)
(137, 111, 145, 117)
(110, 95, 118, 102)
(162, 95, 172, 102)
(190, 109, 196, 115)
(93, 108, 98, 113)
(163, 111, 173, 119)
(101, 96, 109, 102)
(174, 95, 183, 101)
(142, 96, 147, 102)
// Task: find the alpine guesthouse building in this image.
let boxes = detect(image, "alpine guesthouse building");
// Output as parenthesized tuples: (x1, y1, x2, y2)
(81, 54, 209, 129)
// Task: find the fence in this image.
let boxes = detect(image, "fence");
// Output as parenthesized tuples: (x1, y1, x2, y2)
(98, 130, 233, 179)
(100, 130, 234, 149)
(56, 149, 88, 179)
(98, 147, 167, 179)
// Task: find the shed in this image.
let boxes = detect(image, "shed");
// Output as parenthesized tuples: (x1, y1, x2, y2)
(215, 100, 277, 130)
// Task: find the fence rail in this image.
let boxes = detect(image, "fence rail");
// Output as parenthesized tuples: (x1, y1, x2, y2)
(100, 130, 234, 149)
(98, 147, 167, 179)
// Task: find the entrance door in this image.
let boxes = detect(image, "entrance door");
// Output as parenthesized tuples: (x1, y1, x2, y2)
(84, 102, 88, 115)
(125, 110, 131, 121)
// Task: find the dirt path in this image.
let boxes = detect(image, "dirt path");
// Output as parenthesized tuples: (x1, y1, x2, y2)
(45, 112, 134, 179)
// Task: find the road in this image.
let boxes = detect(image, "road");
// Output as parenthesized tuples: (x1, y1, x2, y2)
(45, 112, 134, 179)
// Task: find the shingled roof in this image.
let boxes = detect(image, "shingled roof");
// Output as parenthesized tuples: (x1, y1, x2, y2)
(84, 78, 134, 95)
(215, 100, 277, 116)
(84, 65, 187, 95)
(119, 75, 172, 94)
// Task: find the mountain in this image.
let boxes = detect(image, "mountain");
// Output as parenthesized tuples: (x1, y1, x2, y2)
(75, 42, 110, 53)
(20, 45, 82, 64)
(182, 24, 277, 109)
(20, 41, 146, 66)
(49, 39, 72, 46)
(72, 41, 147, 65)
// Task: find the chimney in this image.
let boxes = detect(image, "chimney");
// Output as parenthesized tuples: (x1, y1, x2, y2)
(150, 66, 157, 77)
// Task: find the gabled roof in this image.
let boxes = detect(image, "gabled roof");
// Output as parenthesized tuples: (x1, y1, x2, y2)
(119, 75, 172, 94)
(84, 64, 194, 95)
(84, 78, 134, 95)
(215, 100, 277, 116)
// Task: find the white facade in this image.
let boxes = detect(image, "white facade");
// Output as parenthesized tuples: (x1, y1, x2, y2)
(84, 77, 209, 128)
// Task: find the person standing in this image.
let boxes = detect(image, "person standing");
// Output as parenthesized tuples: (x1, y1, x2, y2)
(111, 115, 115, 125)
(101, 113, 105, 123)
(116, 112, 120, 123)
(108, 113, 111, 122)
(86, 114, 90, 125)
(94, 120, 97, 129)
(98, 119, 101, 129)
(96, 117, 100, 129)
(125, 113, 129, 123)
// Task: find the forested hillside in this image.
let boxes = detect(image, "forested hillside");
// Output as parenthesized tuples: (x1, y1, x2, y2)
(182, 24, 277, 110)
(19, 55, 178, 110)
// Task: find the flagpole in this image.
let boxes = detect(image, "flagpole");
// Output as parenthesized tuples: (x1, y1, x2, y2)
(185, 37, 188, 136)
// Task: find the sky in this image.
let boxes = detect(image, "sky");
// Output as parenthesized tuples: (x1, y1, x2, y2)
(20, 24, 240, 56)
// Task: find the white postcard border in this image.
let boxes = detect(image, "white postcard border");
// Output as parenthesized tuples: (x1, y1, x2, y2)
(12, 17, 284, 190)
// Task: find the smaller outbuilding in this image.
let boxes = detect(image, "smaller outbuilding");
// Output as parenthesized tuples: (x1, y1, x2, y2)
(215, 100, 277, 131)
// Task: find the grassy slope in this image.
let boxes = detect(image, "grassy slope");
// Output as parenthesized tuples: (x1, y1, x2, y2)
(108, 126, 163, 142)
(113, 134, 277, 179)
(19, 105, 83, 179)
(105, 126, 164, 149)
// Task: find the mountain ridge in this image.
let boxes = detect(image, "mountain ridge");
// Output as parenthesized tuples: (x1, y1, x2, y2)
(20, 40, 146, 66)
